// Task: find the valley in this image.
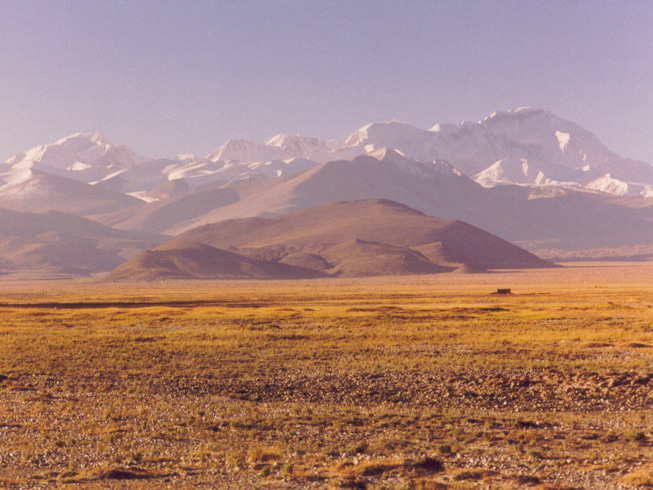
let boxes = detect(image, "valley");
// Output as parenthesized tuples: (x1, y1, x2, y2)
(0, 263, 652, 489)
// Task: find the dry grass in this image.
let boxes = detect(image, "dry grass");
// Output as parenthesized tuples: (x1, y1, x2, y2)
(0, 263, 652, 488)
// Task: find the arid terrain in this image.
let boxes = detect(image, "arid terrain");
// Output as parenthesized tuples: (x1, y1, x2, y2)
(1, 262, 652, 489)
(108, 200, 555, 281)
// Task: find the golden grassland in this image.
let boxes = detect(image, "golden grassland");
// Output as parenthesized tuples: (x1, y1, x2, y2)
(0, 262, 652, 489)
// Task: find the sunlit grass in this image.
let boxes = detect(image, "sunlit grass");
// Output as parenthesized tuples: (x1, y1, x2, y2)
(0, 264, 652, 487)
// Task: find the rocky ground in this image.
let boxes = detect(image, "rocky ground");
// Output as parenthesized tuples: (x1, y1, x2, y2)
(1, 367, 653, 489)
(0, 275, 652, 489)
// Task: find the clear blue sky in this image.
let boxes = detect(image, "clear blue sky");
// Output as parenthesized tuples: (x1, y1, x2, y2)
(1, 0, 651, 162)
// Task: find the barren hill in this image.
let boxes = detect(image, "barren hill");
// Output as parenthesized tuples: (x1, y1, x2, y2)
(108, 200, 555, 280)
(0, 208, 166, 278)
(107, 241, 325, 281)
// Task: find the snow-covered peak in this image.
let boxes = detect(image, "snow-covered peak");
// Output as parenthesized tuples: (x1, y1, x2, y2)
(1, 132, 147, 192)
(480, 107, 544, 123)
(344, 121, 431, 149)
(207, 132, 350, 165)
(265, 133, 320, 149)
(176, 153, 200, 163)
(555, 131, 571, 151)
(366, 147, 407, 161)
(468, 108, 619, 172)
(264, 133, 343, 159)
(54, 130, 111, 149)
(364, 146, 463, 179)
(5, 131, 144, 173)
(586, 173, 627, 195)
(3, 108, 651, 200)
(30, 131, 112, 164)
(429, 122, 459, 134)
(584, 173, 653, 197)
(0, 167, 35, 191)
(480, 107, 550, 124)
(207, 138, 283, 163)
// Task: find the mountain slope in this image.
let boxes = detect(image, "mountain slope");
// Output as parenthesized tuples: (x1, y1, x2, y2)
(107, 241, 325, 281)
(94, 187, 240, 233)
(148, 150, 490, 235)
(102, 149, 652, 255)
(0, 208, 166, 278)
(0, 172, 143, 216)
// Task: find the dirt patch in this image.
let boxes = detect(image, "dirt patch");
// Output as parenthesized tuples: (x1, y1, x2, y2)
(63, 467, 157, 482)
(155, 368, 653, 412)
(580, 342, 613, 348)
(622, 342, 652, 349)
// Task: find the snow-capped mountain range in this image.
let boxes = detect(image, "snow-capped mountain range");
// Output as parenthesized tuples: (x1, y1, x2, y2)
(2, 108, 652, 199)
(1, 108, 652, 279)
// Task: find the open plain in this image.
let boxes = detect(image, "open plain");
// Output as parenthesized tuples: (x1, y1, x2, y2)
(0, 262, 652, 489)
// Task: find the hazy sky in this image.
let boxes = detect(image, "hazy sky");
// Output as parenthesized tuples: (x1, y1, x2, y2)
(1, 1, 651, 162)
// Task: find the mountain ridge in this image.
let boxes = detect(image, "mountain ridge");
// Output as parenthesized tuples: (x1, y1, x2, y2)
(4, 108, 652, 198)
(0, 108, 650, 277)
